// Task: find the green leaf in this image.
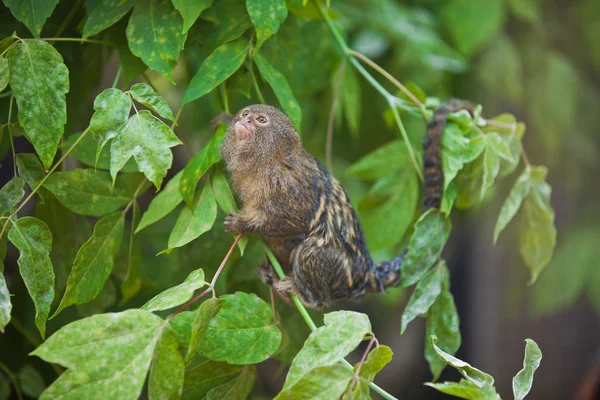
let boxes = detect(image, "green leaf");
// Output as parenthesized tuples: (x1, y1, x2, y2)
(359, 170, 418, 252)
(201, 0, 253, 50)
(400, 210, 451, 287)
(137, 171, 183, 233)
(15, 153, 45, 189)
(425, 262, 461, 380)
(513, 339, 542, 400)
(429, 335, 494, 387)
(182, 361, 245, 400)
(126, 0, 187, 77)
(254, 52, 302, 131)
(32, 310, 168, 399)
(520, 166, 556, 284)
(0, 176, 25, 215)
(346, 140, 410, 180)
(108, 17, 148, 85)
(441, 124, 485, 190)
(168, 182, 217, 250)
(52, 212, 125, 318)
(0, 56, 8, 92)
(186, 298, 224, 363)
(7, 217, 54, 338)
(3, 0, 59, 37)
(89, 88, 132, 164)
(247, 0, 288, 51)
(83, 0, 134, 37)
(425, 380, 500, 400)
(275, 365, 353, 400)
(44, 169, 144, 216)
(357, 345, 393, 382)
(197, 292, 281, 364)
(179, 125, 226, 206)
(494, 167, 531, 243)
(0, 238, 11, 331)
(7, 40, 69, 169)
(204, 365, 255, 400)
(171, 0, 214, 33)
(401, 263, 444, 334)
(142, 268, 206, 311)
(120, 201, 142, 304)
(111, 110, 182, 189)
(128, 83, 175, 121)
(17, 364, 45, 399)
(283, 311, 370, 390)
(149, 325, 184, 400)
(442, 0, 505, 57)
(476, 35, 523, 103)
(60, 132, 138, 173)
(182, 40, 249, 106)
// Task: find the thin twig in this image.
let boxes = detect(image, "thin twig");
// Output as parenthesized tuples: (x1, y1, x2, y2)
(348, 335, 377, 393)
(112, 66, 123, 89)
(165, 233, 244, 322)
(7, 95, 16, 176)
(326, 61, 345, 173)
(349, 49, 428, 119)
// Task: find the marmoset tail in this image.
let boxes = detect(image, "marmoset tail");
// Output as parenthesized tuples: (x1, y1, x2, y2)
(221, 101, 474, 309)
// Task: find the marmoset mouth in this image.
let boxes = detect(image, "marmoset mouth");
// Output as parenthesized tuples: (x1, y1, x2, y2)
(235, 122, 254, 139)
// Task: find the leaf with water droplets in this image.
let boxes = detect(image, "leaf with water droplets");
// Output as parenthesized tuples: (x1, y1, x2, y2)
(51, 212, 125, 318)
(110, 111, 182, 190)
(126, 0, 187, 77)
(7, 217, 54, 338)
(32, 309, 168, 400)
(7, 40, 69, 169)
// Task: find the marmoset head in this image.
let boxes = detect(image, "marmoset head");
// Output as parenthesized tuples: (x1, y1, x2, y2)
(222, 104, 301, 169)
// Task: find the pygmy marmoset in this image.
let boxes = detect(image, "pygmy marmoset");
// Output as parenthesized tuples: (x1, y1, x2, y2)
(221, 100, 474, 309)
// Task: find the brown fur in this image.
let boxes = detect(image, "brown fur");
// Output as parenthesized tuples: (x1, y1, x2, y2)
(221, 101, 474, 309)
